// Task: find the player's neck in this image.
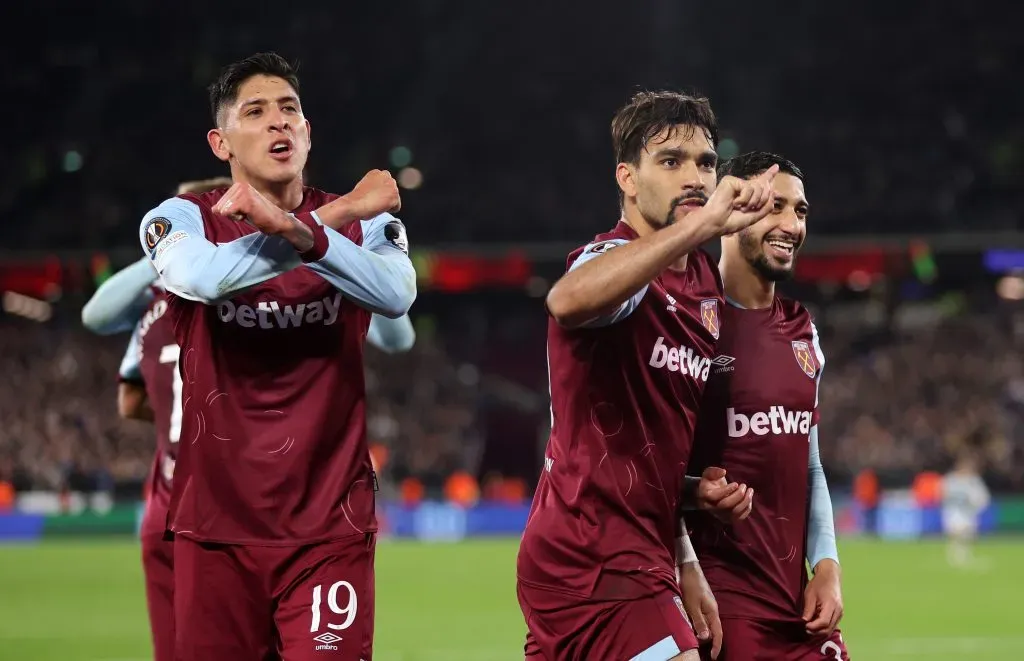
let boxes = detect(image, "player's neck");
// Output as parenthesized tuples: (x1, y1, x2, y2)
(720, 255, 774, 309)
(621, 210, 688, 271)
(231, 169, 305, 211)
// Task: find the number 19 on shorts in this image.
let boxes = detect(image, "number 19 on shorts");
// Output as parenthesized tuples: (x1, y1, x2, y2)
(310, 581, 358, 634)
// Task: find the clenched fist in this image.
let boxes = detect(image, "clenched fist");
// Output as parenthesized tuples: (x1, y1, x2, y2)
(212, 182, 313, 252)
(704, 164, 779, 235)
(345, 169, 402, 219)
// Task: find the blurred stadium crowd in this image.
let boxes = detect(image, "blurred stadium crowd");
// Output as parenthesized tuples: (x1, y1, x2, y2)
(2, 285, 1022, 499)
(1, 1, 1022, 503)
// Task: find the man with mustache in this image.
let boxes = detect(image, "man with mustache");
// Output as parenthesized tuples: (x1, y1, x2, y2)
(516, 91, 777, 661)
(685, 152, 849, 660)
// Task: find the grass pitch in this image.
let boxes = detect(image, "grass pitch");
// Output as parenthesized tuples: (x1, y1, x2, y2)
(0, 537, 1020, 660)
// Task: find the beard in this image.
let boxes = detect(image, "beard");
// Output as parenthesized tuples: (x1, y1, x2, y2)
(738, 228, 796, 282)
(655, 191, 709, 228)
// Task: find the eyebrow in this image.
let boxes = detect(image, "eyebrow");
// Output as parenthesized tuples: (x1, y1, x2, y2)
(650, 147, 718, 163)
(239, 95, 301, 109)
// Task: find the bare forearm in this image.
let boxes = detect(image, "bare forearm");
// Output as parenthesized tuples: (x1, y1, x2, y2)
(312, 196, 364, 230)
(547, 212, 719, 328)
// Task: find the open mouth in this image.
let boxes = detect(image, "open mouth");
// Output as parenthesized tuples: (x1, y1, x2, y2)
(269, 140, 293, 160)
(765, 237, 796, 259)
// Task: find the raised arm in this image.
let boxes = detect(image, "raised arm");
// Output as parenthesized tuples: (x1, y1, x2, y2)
(81, 257, 156, 335)
(367, 314, 416, 353)
(547, 166, 779, 329)
(302, 211, 417, 318)
(141, 196, 306, 304)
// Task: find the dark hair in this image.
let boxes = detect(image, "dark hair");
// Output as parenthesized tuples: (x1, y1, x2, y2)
(718, 151, 804, 182)
(611, 90, 720, 166)
(208, 52, 300, 124)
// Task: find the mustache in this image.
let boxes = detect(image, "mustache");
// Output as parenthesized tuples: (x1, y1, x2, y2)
(671, 191, 709, 208)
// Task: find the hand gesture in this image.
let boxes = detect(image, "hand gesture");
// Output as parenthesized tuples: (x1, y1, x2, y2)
(212, 183, 294, 235)
(678, 561, 723, 659)
(704, 164, 779, 235)
(345, 169, 402, 220)
(698, 467, 754, 523)
(802, 559, 844, 638)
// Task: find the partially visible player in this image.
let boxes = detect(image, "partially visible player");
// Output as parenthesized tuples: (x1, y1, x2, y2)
(517, 91, 774, 661)
(685, 151, 849, 660)
(101, 177, 229, 661)
(82, 179, 233, 335)
(942, 452, 990, 567)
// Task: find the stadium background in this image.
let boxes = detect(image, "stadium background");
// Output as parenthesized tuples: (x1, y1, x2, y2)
(2, 1, 1022, 659)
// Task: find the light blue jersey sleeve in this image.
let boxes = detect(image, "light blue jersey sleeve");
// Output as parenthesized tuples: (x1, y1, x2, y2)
(118, 322, 144, 383)
(806, 321, 839, 570)
(367, 314, 416, 353)
(567, 239, 648, 328)
(81, 257, 156, 335)
(140, 197, 304, 304)
(305, 211, 417, 318)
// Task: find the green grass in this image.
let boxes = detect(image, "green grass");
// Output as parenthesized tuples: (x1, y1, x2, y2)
(0, 537, 1020, 660)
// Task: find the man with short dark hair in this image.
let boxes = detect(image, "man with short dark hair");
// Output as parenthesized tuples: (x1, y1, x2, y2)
(137, 52, 415, 661)
(686, 151, 849, 660)
(516, 91, 776, 661)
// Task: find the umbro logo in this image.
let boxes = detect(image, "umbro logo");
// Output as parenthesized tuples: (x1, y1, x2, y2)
(711, 354, 735, 373)
(314, 632, 342, 651)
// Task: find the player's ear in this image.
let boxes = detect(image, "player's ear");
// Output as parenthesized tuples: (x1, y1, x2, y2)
(615, 162, 637, 199)
(304, 119, 312, 153)
(207, 128, 231, 163)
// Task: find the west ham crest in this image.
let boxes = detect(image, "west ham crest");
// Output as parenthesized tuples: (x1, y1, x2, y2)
(792, 340, 819, 378)
(700, 299, 720, 339)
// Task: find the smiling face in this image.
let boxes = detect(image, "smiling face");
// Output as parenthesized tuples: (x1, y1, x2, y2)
(732, 172, 809, 281)
(207, 74, 311, 188)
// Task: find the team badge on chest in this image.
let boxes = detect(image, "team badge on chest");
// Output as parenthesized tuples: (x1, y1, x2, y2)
(700, 299, 720, 339)
(792, 340, 819, 378)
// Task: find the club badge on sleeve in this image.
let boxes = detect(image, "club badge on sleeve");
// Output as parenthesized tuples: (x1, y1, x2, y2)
(700, 299, 720, 339)
(792, 340, 819, 378)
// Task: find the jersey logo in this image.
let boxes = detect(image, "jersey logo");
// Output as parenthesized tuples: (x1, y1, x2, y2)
(792, 340, 819, 378)
(711, 354, 735, 373)
(144, 218, 171, 253)
(648, 336, 711, 382)
(700, 299, 720, 339)
(665, 293, 678, 312)
(384, 221, 409, 254)
(728, 406, 813, 437)
(586, 240, 618, 255)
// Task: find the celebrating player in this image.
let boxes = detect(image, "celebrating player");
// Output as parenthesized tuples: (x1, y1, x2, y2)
(136, 53, 415, 661)
(516, 91, 775, 661)
(685, 152, 849, 660)
(84, 172, 414, 661)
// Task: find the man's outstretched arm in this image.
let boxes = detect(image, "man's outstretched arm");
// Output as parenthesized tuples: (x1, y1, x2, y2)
(81, 257, 156, 334)
(367, 314, 416, 353)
